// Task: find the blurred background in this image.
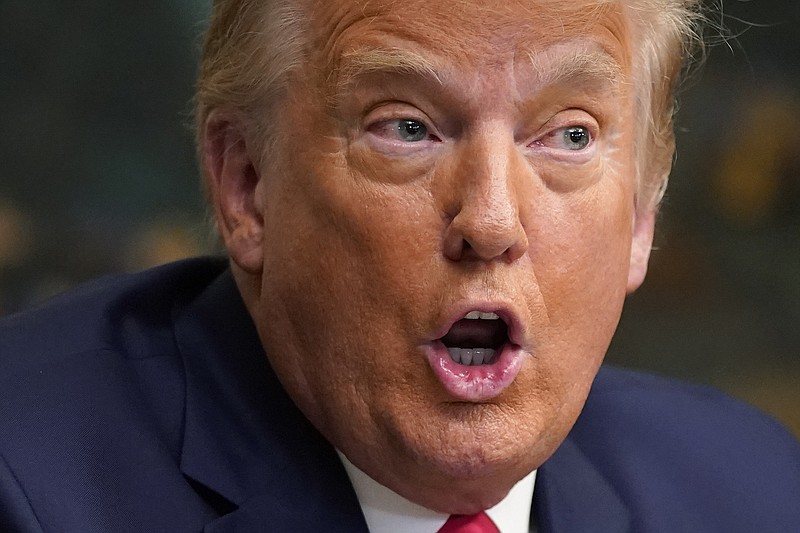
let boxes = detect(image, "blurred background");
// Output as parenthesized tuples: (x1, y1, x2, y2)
(0, 1, 798, 436)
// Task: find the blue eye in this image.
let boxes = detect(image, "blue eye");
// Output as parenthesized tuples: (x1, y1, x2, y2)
(563, 126, 591, 150)
(395, 119, 428, 142)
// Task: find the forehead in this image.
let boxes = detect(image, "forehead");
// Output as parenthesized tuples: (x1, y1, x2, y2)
(303, 0, 632, 78)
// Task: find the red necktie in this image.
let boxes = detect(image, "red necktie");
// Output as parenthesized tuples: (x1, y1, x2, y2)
(437, 512, 500, 533)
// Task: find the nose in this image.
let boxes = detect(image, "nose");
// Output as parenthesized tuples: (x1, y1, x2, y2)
(442, 132, 529, 263)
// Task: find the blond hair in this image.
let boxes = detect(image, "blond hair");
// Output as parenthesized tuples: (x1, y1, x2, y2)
(196, 0, 307, 165)
(196, 0, 706, 210)
(625, 0, 705, 210)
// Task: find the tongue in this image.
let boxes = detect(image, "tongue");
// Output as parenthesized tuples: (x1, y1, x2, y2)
(441, 319, 508, 349)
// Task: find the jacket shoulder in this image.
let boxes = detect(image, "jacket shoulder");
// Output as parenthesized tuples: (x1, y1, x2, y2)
(0, 256, 229, 444)
(584, 366, 798, 451)
(0, 257, 229, 532)
(0, 256, 227, 365)
(571, 366, 800, 530)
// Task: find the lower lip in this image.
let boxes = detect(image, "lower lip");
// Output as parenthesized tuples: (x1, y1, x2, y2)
(424, 342, 524, 402)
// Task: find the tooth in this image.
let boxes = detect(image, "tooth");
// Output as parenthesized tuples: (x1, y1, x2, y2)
(447, 347, 462, 364)
(446, 348, 504, 366)
(464, 311, 500, 320)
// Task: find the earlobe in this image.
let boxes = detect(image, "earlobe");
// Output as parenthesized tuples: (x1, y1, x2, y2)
(626, 208, 656, 294)
(203, 112, 265, 274)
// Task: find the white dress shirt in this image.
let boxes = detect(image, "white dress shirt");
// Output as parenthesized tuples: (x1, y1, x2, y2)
(338, 451, 536, 533)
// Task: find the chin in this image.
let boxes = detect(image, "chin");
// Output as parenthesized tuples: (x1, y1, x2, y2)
(390, 403, 547, 480)
(402, 444, 526, 514)
(431, 443, 503, 476)
(434, 488, 510, 516)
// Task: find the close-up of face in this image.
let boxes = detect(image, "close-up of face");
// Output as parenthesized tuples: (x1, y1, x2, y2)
(211, 0, 657, 515)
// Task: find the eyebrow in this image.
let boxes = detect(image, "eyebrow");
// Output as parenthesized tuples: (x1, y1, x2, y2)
(526, 48, 625, 92)
(332, 44, 624, 104)
(333, 47, 443, 98)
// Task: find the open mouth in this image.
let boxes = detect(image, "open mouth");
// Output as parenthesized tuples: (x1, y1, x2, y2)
(426, 307, 524, 401)
(439, 311, 509, 366)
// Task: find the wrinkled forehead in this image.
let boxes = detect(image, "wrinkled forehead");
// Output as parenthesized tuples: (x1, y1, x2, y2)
(302, 0, 633, 78)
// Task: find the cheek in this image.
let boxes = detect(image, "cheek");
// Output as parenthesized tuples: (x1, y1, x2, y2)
(294, 141, 442, 298)
(531, 185, 634, 354)
(498, 186, 634, 432)
(256, 143, 441, 372)
(527, 118, 636, 318)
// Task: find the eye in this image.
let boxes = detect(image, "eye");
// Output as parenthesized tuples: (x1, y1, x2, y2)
(370, 118, 435, 143)
(396, 119, 428, 142)
(532, 124, 595, 152)
(562, 126, 591, 150)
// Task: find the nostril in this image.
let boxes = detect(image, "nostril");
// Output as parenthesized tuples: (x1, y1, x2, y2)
(442, 214, 527, 263)
(451, 240, 480, 262)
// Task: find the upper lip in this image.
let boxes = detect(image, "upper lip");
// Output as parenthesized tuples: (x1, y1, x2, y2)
(430, 301, 526, 348)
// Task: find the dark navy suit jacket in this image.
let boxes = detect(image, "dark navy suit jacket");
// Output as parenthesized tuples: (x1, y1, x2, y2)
(1, 258, 798, 532)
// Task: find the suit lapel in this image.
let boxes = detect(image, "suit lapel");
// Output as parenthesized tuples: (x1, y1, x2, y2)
(533, 435, 631, 533)
(173, 270, 369, 532)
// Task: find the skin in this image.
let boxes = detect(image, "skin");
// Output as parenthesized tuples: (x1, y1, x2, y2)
(204, 0, 657, 514)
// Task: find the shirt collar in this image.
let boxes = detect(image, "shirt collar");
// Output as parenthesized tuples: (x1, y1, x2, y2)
(338, 451, 536, 533)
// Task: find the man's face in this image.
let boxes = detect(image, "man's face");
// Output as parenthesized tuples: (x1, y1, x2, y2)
(242, 0, 653, 513)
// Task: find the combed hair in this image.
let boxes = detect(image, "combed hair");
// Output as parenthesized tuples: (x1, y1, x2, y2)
(195, 0, 707, 211)
(196, 0, 307, 167)
(624, 0, 706, 210)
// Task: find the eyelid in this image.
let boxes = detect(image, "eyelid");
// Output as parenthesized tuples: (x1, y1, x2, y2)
(545, 125, 593, 148)
(363, 103, 442, 143)
(367, 117, 426, 131)
(367, 118, 433, 144)
(527, 110, 599, 151)
(364, 102, 433, 128)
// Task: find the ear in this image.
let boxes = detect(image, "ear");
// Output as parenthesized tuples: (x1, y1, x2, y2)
(626, 207, 656, 294)
(202, 111, 264, 274)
